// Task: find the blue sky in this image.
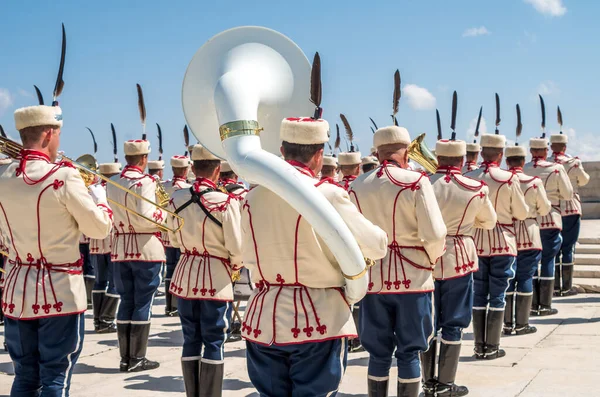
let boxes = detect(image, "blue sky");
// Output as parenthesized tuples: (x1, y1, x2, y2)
(0, 0, 596, 172)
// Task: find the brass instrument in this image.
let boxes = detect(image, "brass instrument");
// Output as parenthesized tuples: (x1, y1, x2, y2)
(155, 182, 170, 208)
(408, 133, 438, 174)
(0, 136, 184, 234)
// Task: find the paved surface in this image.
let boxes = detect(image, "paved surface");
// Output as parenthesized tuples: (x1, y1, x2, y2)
(1, 292, 600, 396)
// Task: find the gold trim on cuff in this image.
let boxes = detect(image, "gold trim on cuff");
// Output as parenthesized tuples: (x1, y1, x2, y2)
(219, 120, 263, 141)
(342, 257, 375, 280)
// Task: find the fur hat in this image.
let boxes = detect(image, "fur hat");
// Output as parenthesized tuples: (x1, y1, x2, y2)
(322, 156, 338, 167)
(505, 146, 527, 157)
(124, 140, 151, 156)
(170, 155, 189, 168)
(466, 143, 481, 153)
(220, 161, 232, 173)
(436, 140, 467, 157)
(338, 152, 362, 166)
(550, 134, 568, 144)
(191, 144, 219, 161)
(14, 105, 63, 131)
(480, 134, 506, 149)
(373, 126, 411, 148)
(529, 138, 549, 149)
(99, 163, 122, 174)
(361, 156, 379, 166)
(280, 117, 330, 145)
(147, 160, 165, 170)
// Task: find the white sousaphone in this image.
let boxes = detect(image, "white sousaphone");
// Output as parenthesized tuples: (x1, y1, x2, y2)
(181, 26, 368, 303)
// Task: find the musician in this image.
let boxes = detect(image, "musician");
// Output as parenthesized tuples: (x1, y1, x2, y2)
(503, 146, 551, 336)
(90, 162, 122, 334)
(2, 105, 112, 395)
(422, 139, 496, 397)
(465, 134, 529, 360)
(361, 155, 379, 174)
(523, 138, 573, 316)
(320, 155, 338, 181)
(108, 139, 166, 372)
(241, 117, 387, 397)
(147, 159, 164, 180)
(165, 145, 242, 397)
(350, 126, 447, 397)
(549, 133, 590, 296)
(463, 142, 480, 173)
(163, 155, 191, 317)
(338, 151, 362, 191)
(219, 160, 247, 198)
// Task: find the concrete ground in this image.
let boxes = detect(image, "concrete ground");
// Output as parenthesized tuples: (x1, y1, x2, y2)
(1, 292, 599, 396)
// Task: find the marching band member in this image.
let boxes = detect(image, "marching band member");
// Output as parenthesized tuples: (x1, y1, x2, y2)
(241, 109, 387, 394)
(2, 104, 113, 395)
(338, 114, 361, 191)
(361, 155, 379, 174)
(320, 155, 338, 181)
(351, 124, 447, 397)
(466, 130, 529, 360)
(219, 160, 247, 198)
(504, 143, 551, 336)
(423, 101, 497, 397)
(147, 159, 165, 180)
(549, 125, 590, 296)
(463, 143, 480, 173)
(163, 154, 191, 317)
(90, 162, 122, 334)
(108, 137, 166, 372)
(523, 137, 573, 316)
(166, 144, 242, 397)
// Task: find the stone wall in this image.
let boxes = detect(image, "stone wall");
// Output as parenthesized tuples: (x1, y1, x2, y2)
(580, 161, 600, 219)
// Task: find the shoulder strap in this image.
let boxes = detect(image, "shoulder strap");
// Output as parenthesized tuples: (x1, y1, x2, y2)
(174, 187, 223, 228)
(225, 183, 245, 193)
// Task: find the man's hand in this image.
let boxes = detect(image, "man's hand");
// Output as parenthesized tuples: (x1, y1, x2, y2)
(89, 184, 107, 204)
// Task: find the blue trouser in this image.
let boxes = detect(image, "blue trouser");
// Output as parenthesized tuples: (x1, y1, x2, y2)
(5, 313, 85, 397)
(92, 253, 117, 295)
(114, 261, 161, 322)
(177, 298, 232, 361)
(434, 275, 473, 342)
(508, 250, 541, 294)
(79, 243, 94, 279)
(361, 293, 433, 382)
(539, 229, 562, 279)
(473, 256, 516, 309)
(246, 338, 347, 397)
(557, 215, 581, 264)
(165, 247, 180, 280)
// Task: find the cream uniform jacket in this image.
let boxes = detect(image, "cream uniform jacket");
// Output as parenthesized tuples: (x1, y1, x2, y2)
(350, 162, 447, 294)
(107, 165, 166, 262)
(462, 161, 479, 174)
(0, 151, 112, 319)
(220, 178, 248, 201)
(430, 167, 497, 280)
(162, 177, 191, 248)
(241, 163, 388, 346)
(549, 153, 590, 216)
(90, 182, 113, 255)
(167, 178, 242, 302)
(466, 162, 529, 256)
(523, 158, 573, 230)
(510, 168, 552, 251)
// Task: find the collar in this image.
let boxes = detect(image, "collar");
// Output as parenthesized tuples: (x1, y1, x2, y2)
(380, 159, 402, 169)
(509, 167, 523, 173)
(342, 174, 358, 181)
(20, 149, 51, 163)
(553, 152, 565, 157)
(195, 177, 217, 189)
(286, 160, 316, 177)
(480, 161, 499, 170)
(172, 176, 186, 184)
(532, 156, 545, 162)
(220, 178, 238, 186)
(122, 165, 144, 174)
(435, 166, 461, 175)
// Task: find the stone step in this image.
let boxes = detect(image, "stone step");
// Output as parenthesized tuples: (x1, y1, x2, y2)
(579, 237, 600, 245)
(574, 253, 600, 266)
(576, 244, 600, 255)
(573, 277, 600, 293)
(573, 265, 600, 279)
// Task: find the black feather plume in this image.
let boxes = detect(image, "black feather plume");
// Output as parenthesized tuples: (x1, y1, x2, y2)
(539, 94, 546, 137)
(392, 70, 401, 125)
(450, 91, 458, 140)
(495, 93, 500, 134)
(327, 142, 332, 152)
(310, 52, 323, 119)
(516, 104, 522, 143)
(370, 126, 375, 134)
(339, 114, 355, 151)
(0, 125, 6, 139)
(474, 106, 482, 142)
(156, 123, 163, 160)
(111, 123, 118, 162)
(86, 127, 97, 154)
(557, 106, 563, 134)
(334, 124, 341, 151)
(34, 85, 44, 105)
(136, 84, 147, 139)
(52, 23, 66, 106)
(436, 109, 442, 140)
(369, 117, 378, 131)
(183, 125, 190, 152)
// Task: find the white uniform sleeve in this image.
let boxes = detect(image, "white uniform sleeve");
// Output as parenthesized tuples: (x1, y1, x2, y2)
(535, 181, 552, 217)
(510, 175, 529, 221)
(557, 165, 574, 201)
(222, 199, 243, 270)
(474, 186, 497, 230)
(574, 160, 590, 187)
(415, 178, 447, 262)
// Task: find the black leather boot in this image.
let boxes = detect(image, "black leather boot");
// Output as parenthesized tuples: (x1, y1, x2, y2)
(561, 264, 577, 296)
(397, 381, 420, 397)
(472, 309, 486, 359)
(92, 291, 104, 332)
(436, 342, 468, 396)
(503, 292, 515, 335)
(484, 310, 506, 360)
(98, 296, 118, 333)
(538, 279, 558, 316)
(554, 263, 561, 293)
(165, 280, 178, 316)
(84, 277, 95, 306)
(199, 361, 224, 397)
(420, 339, 437, 397)
(515, 294, 537, 335)
(182, 359, 200, 397)
(530, 278, 540, 316)
(117, 323, 131, 372)
(350, 304, 364, 352)
(367, 378, 389, 397)
(129, 323, 160, 372)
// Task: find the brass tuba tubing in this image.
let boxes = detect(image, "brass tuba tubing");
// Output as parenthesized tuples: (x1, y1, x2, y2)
(408, 133, 438, 174)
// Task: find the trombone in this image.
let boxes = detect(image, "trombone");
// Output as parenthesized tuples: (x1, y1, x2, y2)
(0, 136, 184, 234)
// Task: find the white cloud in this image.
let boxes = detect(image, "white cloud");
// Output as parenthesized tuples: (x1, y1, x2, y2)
(0, 88, 13, 116)
(462, 26, 491, 38)
(538, 80, 560, 97)
(556, 127, 599, 161)
(403, 84, 436, 110)
(524, 0, 566, 17)
(17, 88, 34, 98)
(466, 116, 488, 142)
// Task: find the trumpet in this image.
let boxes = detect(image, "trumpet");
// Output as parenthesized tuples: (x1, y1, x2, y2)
(0, 136, 184, 234)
